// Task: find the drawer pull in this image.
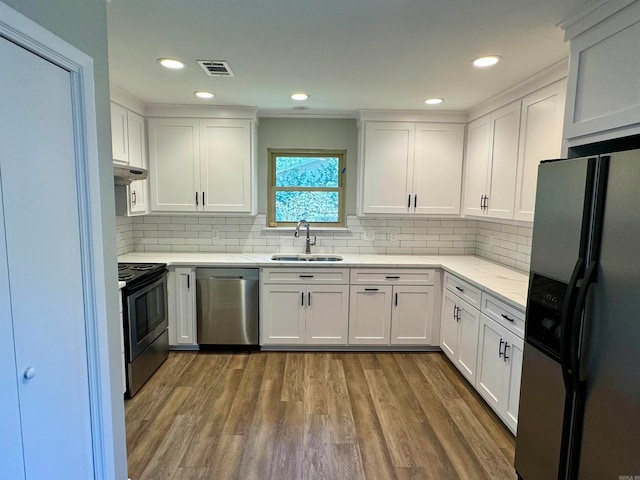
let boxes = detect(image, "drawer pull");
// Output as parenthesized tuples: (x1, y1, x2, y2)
(385, 276, 400, 280)
(299, 275, 315, 278)
(501, 313, 515, 323)
(364, 288, 379, 292)
(455, 286, 464, 292)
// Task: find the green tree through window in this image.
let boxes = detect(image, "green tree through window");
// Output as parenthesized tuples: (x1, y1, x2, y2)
(268, 150, 346, 227)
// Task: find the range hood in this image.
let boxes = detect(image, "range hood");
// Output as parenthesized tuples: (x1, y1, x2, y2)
(113, 164, 148, 186)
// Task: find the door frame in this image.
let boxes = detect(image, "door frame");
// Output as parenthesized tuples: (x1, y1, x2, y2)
(0, 4, 115, 479)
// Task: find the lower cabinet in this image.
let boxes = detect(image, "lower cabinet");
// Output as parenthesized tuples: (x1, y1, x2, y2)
(476, 314, 524, 434)
(167, 266, 197, 347)
(119, 288, 126, 394)
(261, 278, 350, 345)
(348, 285, 436, 345)
(440, 289, 481, 384)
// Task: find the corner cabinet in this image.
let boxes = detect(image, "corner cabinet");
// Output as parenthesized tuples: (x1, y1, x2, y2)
(360, 121, 464, 215)
(463, 79, 566, 221)
(261, 268, 350, 345)
(148, 117, 255, 213)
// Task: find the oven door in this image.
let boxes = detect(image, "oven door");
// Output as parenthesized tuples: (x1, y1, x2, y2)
(125, 273, 168, 361)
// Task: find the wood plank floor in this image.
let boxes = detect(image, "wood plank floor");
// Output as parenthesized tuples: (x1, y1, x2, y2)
(125, 351, 516, 480)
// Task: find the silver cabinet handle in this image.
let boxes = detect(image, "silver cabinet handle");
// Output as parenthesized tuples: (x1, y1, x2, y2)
(23, 367, 36, 380)
(131, 190, 136, 205)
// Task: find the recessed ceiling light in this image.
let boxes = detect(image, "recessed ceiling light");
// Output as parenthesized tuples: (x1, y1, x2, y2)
(473, 56, 501, 68)
(291, 93, 309, 101)
(195, 91, 214, 99)
(425, 98, 444, 105)
(158, 58, 185, 70)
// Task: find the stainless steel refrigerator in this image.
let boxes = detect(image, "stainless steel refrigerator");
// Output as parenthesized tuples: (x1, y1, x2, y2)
(515, 150, 640, 480)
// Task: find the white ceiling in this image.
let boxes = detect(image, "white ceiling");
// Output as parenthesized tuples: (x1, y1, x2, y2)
(106, 0, 592, 115)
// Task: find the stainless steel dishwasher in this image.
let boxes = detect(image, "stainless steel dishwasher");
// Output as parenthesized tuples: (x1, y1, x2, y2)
(196, 268, 259, 345)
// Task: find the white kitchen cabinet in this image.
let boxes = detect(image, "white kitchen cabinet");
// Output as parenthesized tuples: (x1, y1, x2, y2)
(261, 268, 349, 346)
(440, 283, 481, 384)
(168, 267, 197, 347)
(562, 1, 640, 142)
(148, 117, 254, 213)
(348, 269, 437, 346)
(463, 102, 521, 219)
(513, 80, 566, 222)
(348, 285, 393, 345)
(110, 102, 128, 164)
(361, 121, 464, 215)
(476, 313, 524, 434)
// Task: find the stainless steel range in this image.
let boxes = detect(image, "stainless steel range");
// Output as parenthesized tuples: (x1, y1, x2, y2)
(118, 263, 168, 397)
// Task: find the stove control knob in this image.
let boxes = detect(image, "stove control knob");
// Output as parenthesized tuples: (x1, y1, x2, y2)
(23, 367, 36, 380)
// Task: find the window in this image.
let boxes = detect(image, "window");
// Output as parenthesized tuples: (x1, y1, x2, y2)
(268, 149, 346, 227)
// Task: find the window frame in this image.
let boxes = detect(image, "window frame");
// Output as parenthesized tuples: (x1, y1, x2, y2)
(267, 148, 347, 227)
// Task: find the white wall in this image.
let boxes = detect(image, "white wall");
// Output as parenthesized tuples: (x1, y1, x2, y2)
(2, 0, 126, 478)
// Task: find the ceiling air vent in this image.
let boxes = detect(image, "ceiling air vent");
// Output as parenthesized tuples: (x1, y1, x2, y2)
(197, 60, 235, 77)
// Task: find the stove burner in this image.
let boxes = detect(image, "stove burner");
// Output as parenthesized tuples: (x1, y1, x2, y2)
(119, 273, 135, 281)
(118, 265, 128, 271)
(130, 264, 156, 271)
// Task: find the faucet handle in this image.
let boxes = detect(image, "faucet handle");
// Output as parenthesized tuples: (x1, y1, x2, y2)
(310, 236, 316, 246)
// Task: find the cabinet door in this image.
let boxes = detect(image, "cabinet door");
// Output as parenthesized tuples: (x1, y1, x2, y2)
(261, 284, 305, 344)
(148, 118, 200, 211)
(503, 332, 524, 433)
(440, 291, 459, 360)
(514, 80, 566, 222)
(169, 267, 196, 346)
(362, 122, 414, 214)
(110, 102, 128, 164)
(200, 119, 253, 213)
(486, 102, 521, 219)
(476, 314, 507, 411)
(463, 116, 491, 216)
(391, 285, 435, 345)
(348, 285, 392, 345)
(457, 298, 480, 384)
(413, 123, 464, 215)
(127, 110, 146, 169)
(128, 179, 148, 215)
(306, 285, 349, 345)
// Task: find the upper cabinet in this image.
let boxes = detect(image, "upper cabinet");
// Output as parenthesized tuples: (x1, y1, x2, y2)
(463, 78, 566, 221)
(148, 116, 255, 213)
(360, 121, 465, 215)
(111, 102, 149, 215)
(561, 0, 640, 145)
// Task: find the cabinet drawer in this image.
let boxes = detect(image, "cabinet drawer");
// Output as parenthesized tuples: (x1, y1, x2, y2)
(350, 269, 435, 285)
(444, 272, 481, 309)
(481, 292, 525, 339)
(262, 268, 349, 284)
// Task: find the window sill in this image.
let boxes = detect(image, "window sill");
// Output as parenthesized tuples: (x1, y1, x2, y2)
(262, 227, 351, 233)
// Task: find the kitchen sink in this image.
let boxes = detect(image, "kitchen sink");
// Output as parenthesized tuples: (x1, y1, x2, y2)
(270, 254, 343, 262)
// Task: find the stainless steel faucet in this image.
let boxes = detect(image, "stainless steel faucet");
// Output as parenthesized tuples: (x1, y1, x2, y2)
(294, 219, 316, 254)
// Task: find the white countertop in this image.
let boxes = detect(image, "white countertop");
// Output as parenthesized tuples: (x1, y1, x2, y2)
(117, 252, 529, 311)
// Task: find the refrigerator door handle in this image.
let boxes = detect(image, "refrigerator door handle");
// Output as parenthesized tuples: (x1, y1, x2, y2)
(561, 257, 585, 389)
(570, 260, 597, 385)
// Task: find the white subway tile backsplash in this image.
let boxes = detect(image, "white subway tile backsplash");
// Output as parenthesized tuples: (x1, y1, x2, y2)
(115, 214, 533, 273)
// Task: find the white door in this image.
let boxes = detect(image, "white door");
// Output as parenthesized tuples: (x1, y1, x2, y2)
(348, 286, 392, 345)
(463, 116, 491, 216)
(391, 286, 435, 345)
(503, 333, 524, 432)
(412, 124, 464, 215)
(362, 122, 414, 214)
(305, 285, 349, 344)
(170, 268, 196, 345)
(148, 118, 200, 211)
(476, 315, 507, 411)
(486, 102, 521, 219)
(261, 285, 306, 344)
(440, 291, 459, 360)
(200, 119, 252, 212)
(457, 299, 480, 384)
(0, 36, 94, 479)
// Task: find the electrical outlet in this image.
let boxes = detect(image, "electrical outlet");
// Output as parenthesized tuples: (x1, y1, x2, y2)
(487, 235, 493, 248)
(363, 229, 372, 241)
(390, 232, 397, 241)
(212, 229, 219, 239)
